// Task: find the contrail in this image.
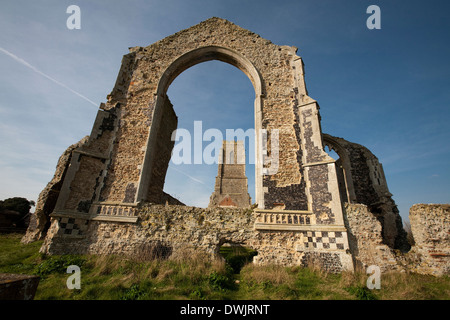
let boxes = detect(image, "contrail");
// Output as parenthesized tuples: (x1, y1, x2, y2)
(0, 47, 98, 107)
(170, 166, 207, 186)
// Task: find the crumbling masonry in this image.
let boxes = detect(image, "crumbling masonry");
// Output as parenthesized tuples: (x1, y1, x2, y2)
(23, 18, 448, 274)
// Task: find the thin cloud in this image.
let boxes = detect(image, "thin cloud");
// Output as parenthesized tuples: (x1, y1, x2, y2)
(170, 165, 207, 186)
(0, 47, 98, 107)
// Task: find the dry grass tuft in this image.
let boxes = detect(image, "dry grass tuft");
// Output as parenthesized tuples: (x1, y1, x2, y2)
(240, 264, 295, 286)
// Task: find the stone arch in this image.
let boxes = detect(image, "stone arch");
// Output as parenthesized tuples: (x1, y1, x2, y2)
(322, 134, 357, 204)
(156, 46, 264, 98)
(322, 134, 410, 251)
(135, 45, 265, 207)
(322, 133, 391, 207)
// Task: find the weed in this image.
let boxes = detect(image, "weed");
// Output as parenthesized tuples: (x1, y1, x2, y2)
(34, 255, 86, 278)
(208, 271, 233, 291)
(346, 285, 378, 300)
(120, 283, 147, 300)
(189, 288, 205, 300)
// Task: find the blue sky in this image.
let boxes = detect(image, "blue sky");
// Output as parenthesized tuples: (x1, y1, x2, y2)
(0, 0, 449, 222)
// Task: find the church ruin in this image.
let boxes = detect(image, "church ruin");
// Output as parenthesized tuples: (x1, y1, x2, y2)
(208, 141, 251, 209)
(22, 18, 448, 275)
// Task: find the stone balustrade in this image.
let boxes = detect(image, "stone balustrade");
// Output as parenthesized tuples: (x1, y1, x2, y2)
(90, 202, 139, 223)
(255, 210, 315, 227)
(95, 204, 137, 217)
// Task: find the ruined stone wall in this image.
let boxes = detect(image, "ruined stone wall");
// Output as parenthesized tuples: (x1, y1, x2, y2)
(323, 134, 386, 206)
(250, 228, 353, 273)
(344, 203, 402, 272)
(39, 201, 450, 275)
(50, 104, 122, 215)
(334, 158, 348, 203)
(96, 102, 145, 204)
(344, 145, 380, 206)
(98, 18, 305, 207)
(34, 18, 358, 274)
(41, 204, 353, 272)
(322, 134, 410, 251)
(64, 156, 104, 212)
(51, 17, 342, 222)
(40, 205, 256, 258)
(146, 98, 178, 204)
(21, 136, 89, 243)
(22, 18, 450, 277)
(344, 203, 450, 276)
(408, 204, 450, 276)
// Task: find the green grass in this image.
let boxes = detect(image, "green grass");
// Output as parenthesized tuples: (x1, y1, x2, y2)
(1, 233, 449, 300)
(0, 233, 43, 274)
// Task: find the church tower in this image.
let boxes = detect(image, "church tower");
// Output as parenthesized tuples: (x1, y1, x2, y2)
(208, 141, 252, 208)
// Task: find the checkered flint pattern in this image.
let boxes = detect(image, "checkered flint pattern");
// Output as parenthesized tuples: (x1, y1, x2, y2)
(304, 231, 345, 250)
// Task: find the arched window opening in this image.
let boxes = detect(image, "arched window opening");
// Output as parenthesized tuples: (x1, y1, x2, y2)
(324, 143, 349, 204)
(162, 60, 255, 208)
(324, 145, 339, 161)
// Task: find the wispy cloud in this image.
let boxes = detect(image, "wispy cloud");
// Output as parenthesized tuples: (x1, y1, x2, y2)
(170, 165, 207, 186)
(0, 47, 98, 107)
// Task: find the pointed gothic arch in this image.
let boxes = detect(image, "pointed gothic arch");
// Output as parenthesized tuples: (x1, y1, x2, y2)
(135, 45, 265, 206)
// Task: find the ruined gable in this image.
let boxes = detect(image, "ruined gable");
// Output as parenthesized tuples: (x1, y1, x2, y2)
(26, 18, 448, 275)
